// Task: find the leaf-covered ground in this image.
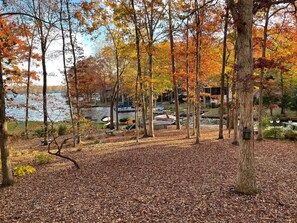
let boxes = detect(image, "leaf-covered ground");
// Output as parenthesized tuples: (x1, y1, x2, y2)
(1, 127, 297, 222)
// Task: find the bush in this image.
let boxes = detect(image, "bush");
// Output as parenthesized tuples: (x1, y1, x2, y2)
(13, 165, 36, 177)
(33, 128, 45, 137)
(263, 127, 284, 139)
(35, 153, 51, 164)
(58, 124, 68, 136)
(119, 118, 129, 123)
(33, 127, 57, 137)
(262, 115, 270, 129)
(284, 130, 297, 141)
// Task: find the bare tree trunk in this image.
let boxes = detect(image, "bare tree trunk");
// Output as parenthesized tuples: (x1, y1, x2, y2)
(115, 49, 120, 130)
(257, 8, 269, 141)
(232, 37, 238, 145)
(280, 71, 285, 115)
(0, 59, 14, 186)
(232, 97, 239, 145)
(186, 18, 190, 139)
(194, 0, 201, 144)
(192, 102, 195, 136)
(32, 0, 58, 145)
(60, 0, 76, 147)
(168, 0, 180, 129)
(41, 43, 48, 145)
(34, 0, 49, 145)
(226, 75, 230, 132)
(66, 0, 80, 144)
(110, 100, 115, 129)
(110, 82, 118, 130)
(141, 93, 148, 136)
(229, 0, 257, 194)
(148, 46, 154, 137)
(131, 0, 142, 142)
(36, 11, 49, 146)
(23, 24, 36, 138)
(219, 5, 229, 139)
(25, 44, 32, 138)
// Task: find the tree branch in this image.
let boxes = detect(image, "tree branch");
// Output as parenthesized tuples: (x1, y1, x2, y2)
(0, 12, 52, 25)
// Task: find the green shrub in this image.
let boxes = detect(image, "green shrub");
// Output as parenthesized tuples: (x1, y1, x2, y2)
(262, 115, 270, 129)
(284, 130, 297, 141)
(33, 127, 57, 137)
(58, 124, 68, 136)
(35, 153, 51, 164)
(13, 165, 36, 177)
(33, 128, 45, 137)
(263, 127, 284, 139)
(119, 117, 129, 123)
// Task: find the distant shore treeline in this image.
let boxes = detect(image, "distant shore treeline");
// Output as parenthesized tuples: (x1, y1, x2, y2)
(11, 85, 66, 94)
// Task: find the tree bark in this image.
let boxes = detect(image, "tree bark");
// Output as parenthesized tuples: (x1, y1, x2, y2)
(115, 48, 120, 130)
(229, 0, 257, 194)
(25, 28, 35, 139)
(257, 7, 269, 141)
(25, 42, 32, 138)
(148, 44, 154, 137)
(232, 37, 238, 145)
(0, 59, 14, 187)
(219, 5, 229, 139)
(60, 0, 76, 147)
(131, 0, 142, 142)
(168, 0, 180, 130)
(186, 18, 190, 139)
(226, 75, 230, 136)
(280, 71, 285, 115)
(66, 0, 81, 144)
(41, 38, 48, 145)
(194, 0, 201, 144)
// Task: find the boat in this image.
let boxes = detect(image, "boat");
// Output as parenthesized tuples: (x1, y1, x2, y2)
(115, 102, 135, 113)
(101, 116, 110, 122)
(153, 114, 176, 125)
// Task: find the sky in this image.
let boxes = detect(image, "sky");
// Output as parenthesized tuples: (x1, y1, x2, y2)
(35, 33, 94, 86)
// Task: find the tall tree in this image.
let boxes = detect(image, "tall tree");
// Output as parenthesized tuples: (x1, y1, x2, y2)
(228, 0, 257, 194)
(232, 37, 239, 145)
(218, 3, 229, 139)
(17, 20, 39, 138)
(131, 0, 143, 141)
(29, 0, 59, 145)
(23, 26, 36, 138)
(168, 0, 180, 130)
(59, 0, 76, 146)
(66, 0, 81, 143)
(255, 3, 292, 140)
(141, 0, 166, 137)
(0, 17, 27, 186)
(185, 17, 191, 139)
(194, 0, 202, 144)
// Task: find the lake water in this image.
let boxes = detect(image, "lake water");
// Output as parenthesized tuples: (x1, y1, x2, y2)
(7, 93, 220, 125)
(6, 93, 135, 122)
(6, 92, 71, 122)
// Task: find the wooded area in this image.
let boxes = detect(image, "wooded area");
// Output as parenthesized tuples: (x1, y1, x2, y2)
(1, 0, 297, 221)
